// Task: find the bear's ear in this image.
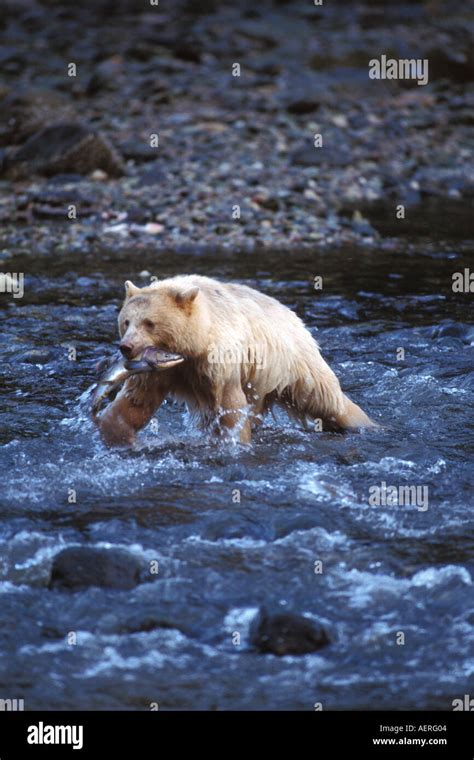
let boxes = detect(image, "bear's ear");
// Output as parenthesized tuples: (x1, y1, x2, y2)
(174, 286, 199, 308)
(124, 280, 140, 299)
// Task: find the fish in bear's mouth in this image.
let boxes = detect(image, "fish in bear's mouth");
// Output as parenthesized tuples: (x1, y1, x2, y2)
(91, 346, 185, 416)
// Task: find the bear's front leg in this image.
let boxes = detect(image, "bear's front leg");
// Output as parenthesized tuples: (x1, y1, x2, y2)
(96, 378, 167, 447)
(218, 384, 252, 444)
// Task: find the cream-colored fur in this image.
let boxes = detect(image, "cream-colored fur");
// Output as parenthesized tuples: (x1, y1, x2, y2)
(97, 275, 374, 445)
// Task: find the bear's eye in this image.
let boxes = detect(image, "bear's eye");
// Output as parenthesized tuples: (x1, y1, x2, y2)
(124, 319, 130, 328)
(143, 319, 155, 330)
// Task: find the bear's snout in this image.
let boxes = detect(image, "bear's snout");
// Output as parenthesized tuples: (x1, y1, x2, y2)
(119, 341, 134, 359)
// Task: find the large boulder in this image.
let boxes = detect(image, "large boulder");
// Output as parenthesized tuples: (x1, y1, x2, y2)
(49, 546, 142, 591)
(3, 123, 124, 178)
(249, 607, 330, 655)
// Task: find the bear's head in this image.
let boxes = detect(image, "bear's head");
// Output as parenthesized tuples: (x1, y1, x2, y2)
(118, 279, 211, 360)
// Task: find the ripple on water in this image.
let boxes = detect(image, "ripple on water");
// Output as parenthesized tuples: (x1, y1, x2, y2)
(1, 245, 473, 708)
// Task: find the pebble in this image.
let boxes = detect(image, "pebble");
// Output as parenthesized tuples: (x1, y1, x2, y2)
(144, 222, 164, 235)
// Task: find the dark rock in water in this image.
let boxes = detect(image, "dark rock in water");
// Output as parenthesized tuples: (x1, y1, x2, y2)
(49, 547, 142, 591)
(286, 97, 321, 115)
(18, 348, 56, 365)
(432, 323, 474, 344)
(432, 323, 466, 339)
(434, 336, 465, 351)
(41, 625, 63, 639)
(116, 616, 180, 635)
(4, 123, 124, 179)
(249, 607, 330, 655)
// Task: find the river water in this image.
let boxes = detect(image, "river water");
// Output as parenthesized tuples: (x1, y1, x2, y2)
(1, 222, 473, 709)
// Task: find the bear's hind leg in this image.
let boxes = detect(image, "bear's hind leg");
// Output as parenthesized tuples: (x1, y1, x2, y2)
(333, 395, 375, 430)
(297, 391, 375, 431)
(283, 370, 375, 432)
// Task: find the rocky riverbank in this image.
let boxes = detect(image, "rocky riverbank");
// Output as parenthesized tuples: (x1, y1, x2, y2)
(0, 0, 473, 256)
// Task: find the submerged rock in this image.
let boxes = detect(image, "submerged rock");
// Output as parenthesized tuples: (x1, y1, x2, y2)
(17, 348, 56, 364)
(49, 547, 142, 591)
(249, 607, 330, 655)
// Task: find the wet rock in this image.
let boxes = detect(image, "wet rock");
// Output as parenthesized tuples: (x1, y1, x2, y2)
(117, 616, 179, 635)
(434, 336, 465, 351)
(41, 625, 63, 639)
(432, 323, 474, 343)
(285, 95, 321, 115)
(249, 607, 330, 655)
(4, 123, 124, 179)
(252, 192, 280, 211)
(18, 348, 56, 365)
(432, 323, 465, 339)
(120, 140, 160, 163)
(49, 547, 142, 591)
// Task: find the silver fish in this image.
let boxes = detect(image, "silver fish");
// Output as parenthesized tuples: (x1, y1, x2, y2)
(91, 347, 185, 416)
(133, 346, 185, 372)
